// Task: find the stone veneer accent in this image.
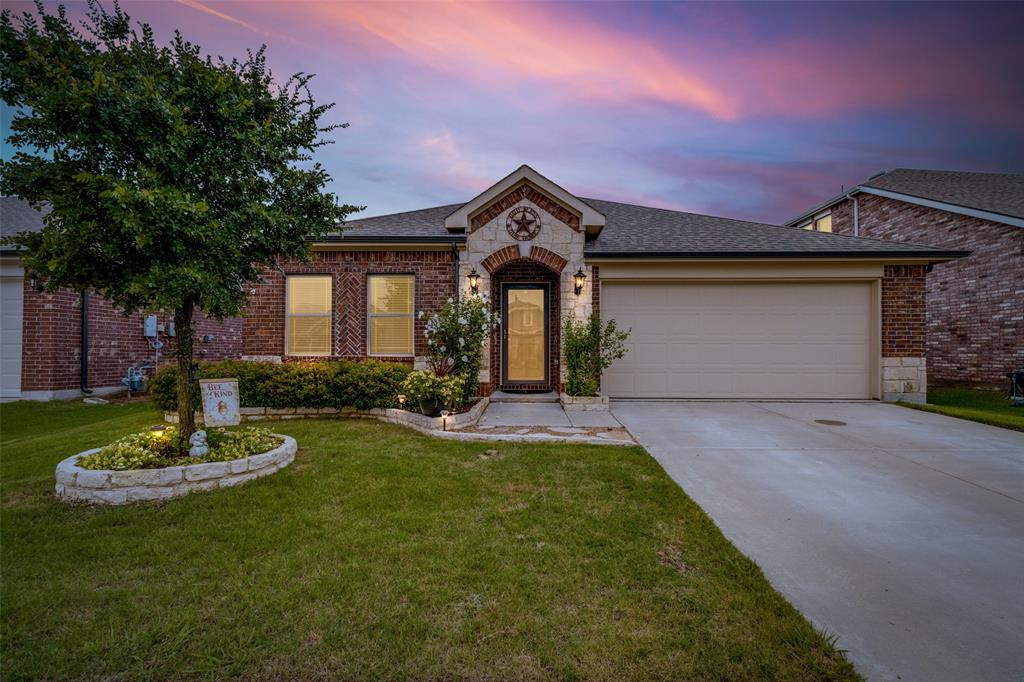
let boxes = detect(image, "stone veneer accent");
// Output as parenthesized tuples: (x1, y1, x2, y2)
(462, 188, 592, 393)
(883, 357, 928, 404)
(55, 435, 297, 505)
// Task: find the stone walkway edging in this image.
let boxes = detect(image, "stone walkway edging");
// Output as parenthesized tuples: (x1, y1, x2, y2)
(431, 430, 635, 447)
(163, 398, 489, 435)
(559, 393, 611, 411)
(55, 435, 297, 505)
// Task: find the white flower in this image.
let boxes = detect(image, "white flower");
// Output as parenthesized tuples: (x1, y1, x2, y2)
(462, 355, 469, 363)
(417, 310, 424, 319)
(458, 316, 467, 325)
(459, 337, 465, 346)
(447, 297, 453, 304)
(440, 345, 446, 352)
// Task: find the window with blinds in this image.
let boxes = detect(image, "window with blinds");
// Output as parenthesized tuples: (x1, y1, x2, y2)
(286, 275, 332, 355)
(368, 275, 414, 356)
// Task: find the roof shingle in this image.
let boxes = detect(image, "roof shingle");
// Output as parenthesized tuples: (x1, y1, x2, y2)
(861, 168, 1024, 220)
(336, 197, 966, 258)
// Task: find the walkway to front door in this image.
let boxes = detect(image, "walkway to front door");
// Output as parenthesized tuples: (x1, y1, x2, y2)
(449, 392, 634, 444)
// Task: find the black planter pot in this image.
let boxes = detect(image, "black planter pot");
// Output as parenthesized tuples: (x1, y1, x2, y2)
(418, 398, 440, 417)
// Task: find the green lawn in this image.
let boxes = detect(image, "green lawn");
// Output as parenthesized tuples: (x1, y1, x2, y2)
(1, 400, 858, 680)
(902, 386, 1024, 432)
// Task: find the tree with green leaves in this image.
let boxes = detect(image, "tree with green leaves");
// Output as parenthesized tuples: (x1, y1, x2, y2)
(1, 1, 358, 446)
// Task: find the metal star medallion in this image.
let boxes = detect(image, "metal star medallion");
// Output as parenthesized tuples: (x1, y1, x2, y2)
(506, 207, 542, 241)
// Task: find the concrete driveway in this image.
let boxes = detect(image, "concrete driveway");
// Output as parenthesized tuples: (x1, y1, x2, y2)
(612, 401, 1024, 682)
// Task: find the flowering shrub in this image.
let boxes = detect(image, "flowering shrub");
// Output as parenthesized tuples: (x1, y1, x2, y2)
(77, 426, 282, 470)
(420, 293, 497, 403)
(400, 370, 466, 415)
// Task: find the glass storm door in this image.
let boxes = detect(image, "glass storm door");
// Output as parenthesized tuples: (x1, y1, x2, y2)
(503, 284, 548, 384)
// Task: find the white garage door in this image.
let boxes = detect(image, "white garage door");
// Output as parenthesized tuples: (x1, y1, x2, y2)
(602, 281, 873, 399)
(1, 276, 24, 400)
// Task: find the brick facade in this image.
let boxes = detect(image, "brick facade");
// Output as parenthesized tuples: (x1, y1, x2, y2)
(20, 282, 241, 396)
(470, 183, 581, 232)
(881, 265, 927, 358)
(242, 249, 456, 363)
(832, 194, 1022, 385)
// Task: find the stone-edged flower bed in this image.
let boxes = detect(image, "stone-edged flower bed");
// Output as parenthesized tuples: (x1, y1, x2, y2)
(559, 393, 610, 411)
(55, 434, 297, 505)
(163, 397, 490, 435)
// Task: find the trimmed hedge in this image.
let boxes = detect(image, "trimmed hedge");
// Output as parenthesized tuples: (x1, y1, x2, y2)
(151, 360, 412, 412)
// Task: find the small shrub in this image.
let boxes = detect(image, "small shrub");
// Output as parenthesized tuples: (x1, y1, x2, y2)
(77, 426, 282, 470)
(563, 312, 630, 396)
(400, 370, 466, 415)
(151, 359, 410, 412)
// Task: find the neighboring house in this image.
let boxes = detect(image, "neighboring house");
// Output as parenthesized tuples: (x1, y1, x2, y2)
(0, 197, 241, 401)
(242, 165, 965, 403)
(787, 169, 1023, 386)
(1, 166, 969, 403)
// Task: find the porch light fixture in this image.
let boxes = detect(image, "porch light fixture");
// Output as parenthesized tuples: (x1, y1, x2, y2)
(466, 268, 481, 295)
(573, 268, 587, 296)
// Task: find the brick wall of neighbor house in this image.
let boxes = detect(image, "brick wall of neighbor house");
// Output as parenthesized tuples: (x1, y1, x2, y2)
(242, 249, 456, 363)
(881, 264, 928, 402)
(832, 194, 1023, 385)
(20, 283, 241, 395)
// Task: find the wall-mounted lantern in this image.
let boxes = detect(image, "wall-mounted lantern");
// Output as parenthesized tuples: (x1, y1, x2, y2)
(573, 267, 587, 296)
(467, 267, 481, 295)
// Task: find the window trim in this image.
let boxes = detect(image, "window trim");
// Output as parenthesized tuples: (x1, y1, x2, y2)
(367, 274, 415, 357)
(285, 274, 333, 357)
(798, 210, 832, 232)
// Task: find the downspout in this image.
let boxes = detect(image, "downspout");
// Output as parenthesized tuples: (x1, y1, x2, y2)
(451, 241, 460, 302)
(80, 291, 92, 395)
(844, 189, 861, 236)
(852, 193, 860, 236)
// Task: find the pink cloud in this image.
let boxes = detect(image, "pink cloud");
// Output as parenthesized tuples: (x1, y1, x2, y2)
(300, 2, 740, 121)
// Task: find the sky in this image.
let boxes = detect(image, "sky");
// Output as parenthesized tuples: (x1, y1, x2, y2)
(2, 1, 1023, 224)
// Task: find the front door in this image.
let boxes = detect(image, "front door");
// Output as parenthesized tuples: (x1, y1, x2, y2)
(502, 283, 548, 387)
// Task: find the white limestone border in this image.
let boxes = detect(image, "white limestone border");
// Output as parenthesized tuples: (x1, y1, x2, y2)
(55, 435, 297, 505)
(559, 393, 610, 411)
(163, 397, 490, 435)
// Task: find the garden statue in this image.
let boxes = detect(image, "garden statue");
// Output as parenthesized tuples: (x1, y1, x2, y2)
(189, 430, 209, 458)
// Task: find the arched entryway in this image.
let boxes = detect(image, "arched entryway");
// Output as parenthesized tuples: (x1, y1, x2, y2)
(489, 258, 561, 393)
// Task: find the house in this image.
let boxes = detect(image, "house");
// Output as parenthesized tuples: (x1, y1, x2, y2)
(241, 165, 966, 402)
(0, 197, 241, 401)
(1, 166, 968, 403)
(786, 169, 1023, 386)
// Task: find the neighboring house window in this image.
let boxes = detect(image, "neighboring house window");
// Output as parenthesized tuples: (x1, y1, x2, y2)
(368, 274, 414, 356)
(800, 211, 833, 232)
(286, 275, 332, 355)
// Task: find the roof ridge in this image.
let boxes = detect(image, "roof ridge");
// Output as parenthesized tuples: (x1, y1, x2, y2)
(347, 202, 465, 223)
(881, 167, 1024, 178)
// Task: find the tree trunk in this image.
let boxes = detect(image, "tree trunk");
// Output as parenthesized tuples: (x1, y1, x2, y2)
(174, 300, 196, 450)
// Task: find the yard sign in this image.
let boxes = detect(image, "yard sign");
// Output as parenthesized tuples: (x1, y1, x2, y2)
(199, 378, 241, 427)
